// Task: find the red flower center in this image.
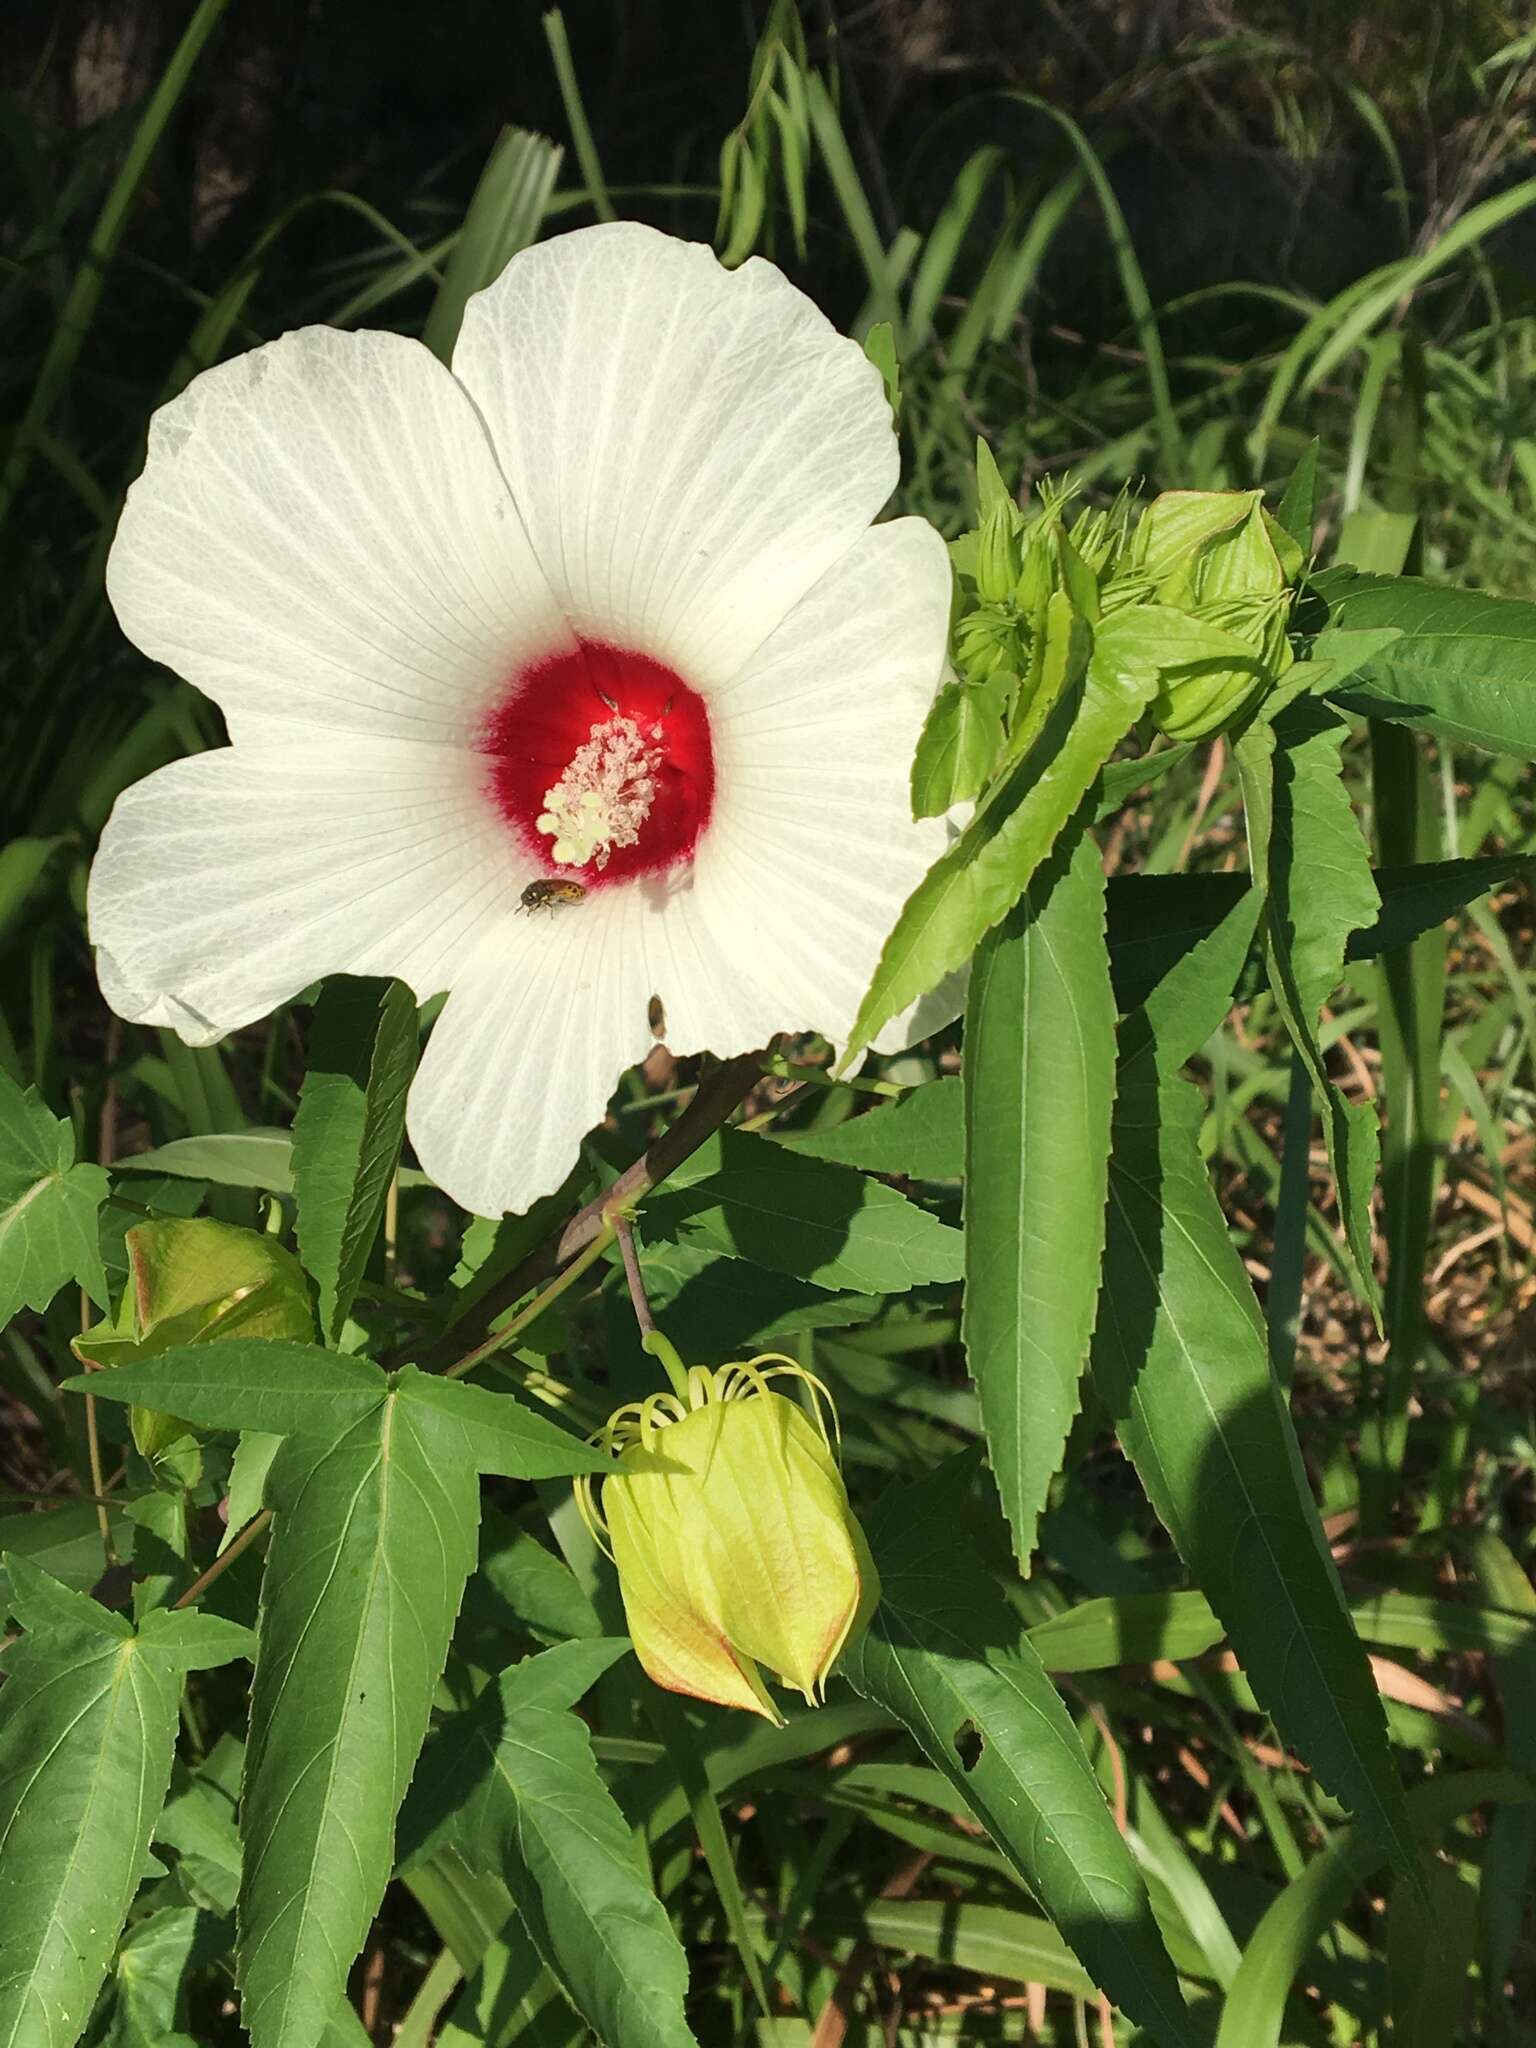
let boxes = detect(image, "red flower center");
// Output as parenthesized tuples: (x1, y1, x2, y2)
(481, 642, 715, 889)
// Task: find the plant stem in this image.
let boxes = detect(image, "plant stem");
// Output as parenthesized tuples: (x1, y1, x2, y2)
(612, 1211, 654, 1334)
(420, 1052, 764, 1372)
(172, 1508, 272, 1609)
(642, 1329, 690, 1401)
(74, 1331, 117, 1566)
(444, 1224, 615, 1381)
(759, 1050, 904, 1097)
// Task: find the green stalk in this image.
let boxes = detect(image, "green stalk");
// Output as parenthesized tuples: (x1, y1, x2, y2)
(1005, 94, 1182, 478)
(542, 10, 615, 222)
(0, 0, 232, 532)
(1358, 331, 1445, 1534)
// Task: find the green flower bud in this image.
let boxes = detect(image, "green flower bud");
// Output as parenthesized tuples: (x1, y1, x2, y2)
(1015, 531, 1055, 620)
(1128, 488, 1263, 602)
(1123, 490, 1299, 740)
(73, 1218, 313, 1458)
(576, 1355, 879, 1724)
(975, 504, 1022, 607)
(954, 605, 1023, 684)
(1068, 487, 1134, 580)
(1147, 637, 1267, 741)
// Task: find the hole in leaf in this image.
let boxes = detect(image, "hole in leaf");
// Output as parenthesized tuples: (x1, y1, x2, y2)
(953, 1719, 983, 1772)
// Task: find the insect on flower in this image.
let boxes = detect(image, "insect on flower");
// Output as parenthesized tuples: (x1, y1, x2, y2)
(519, 877, 587, 914)
(87, 221, 953, 1218)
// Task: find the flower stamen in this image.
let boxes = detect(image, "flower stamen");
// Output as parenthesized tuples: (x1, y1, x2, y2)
(535, 713, 663, 870)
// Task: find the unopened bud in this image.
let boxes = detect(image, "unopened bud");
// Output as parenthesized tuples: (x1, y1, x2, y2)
(72, 1218, 313, 1458)
(975, 505, 1022, 606)
(1130, 491, 1298, 739)
(576, 1355, 878, 1723)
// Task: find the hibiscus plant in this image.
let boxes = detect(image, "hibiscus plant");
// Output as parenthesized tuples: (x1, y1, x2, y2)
(4, 157, 1536, 2048)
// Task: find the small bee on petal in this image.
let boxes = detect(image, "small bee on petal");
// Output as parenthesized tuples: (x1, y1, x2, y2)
(520, 877, 588, 914)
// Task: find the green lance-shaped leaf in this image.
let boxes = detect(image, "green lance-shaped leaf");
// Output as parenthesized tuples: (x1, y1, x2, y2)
(1274, 439, 1320, 557)
(115, 1128, 296, 1192)
(0, 1561, 248, 2048)
(399, 1640, 697, 2048)
(842, 603, 1170, 1062)
(776, 1076, 963, 1180)
(64, 1340, 387, 1439)
(804, 1897, 1098, 1997)
(964, 817, 1116, 1569)
(293, 977, 419, 1344)
(1090, 901, 1417, 1878)
(234, 1385, 481, 2048)
(1237, 695, 1383, 1317)
(643, 1126, 961, 1293)
(0, 1067, 108, 1327)
(386, 1367, 612, 1479)
(64, 1343, 609, 1478)
(843, 1457, 1195, 2048)
(1313, 566, 1536, 760)
(1103, 854, 1532, 1014)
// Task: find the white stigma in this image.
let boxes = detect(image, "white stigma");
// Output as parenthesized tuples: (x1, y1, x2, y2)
(536, 715, 663, 870)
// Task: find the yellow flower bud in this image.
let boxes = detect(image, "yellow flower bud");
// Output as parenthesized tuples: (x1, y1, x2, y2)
(576, 1355, 879, 1724)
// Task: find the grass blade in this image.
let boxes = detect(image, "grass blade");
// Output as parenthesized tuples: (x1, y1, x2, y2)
(422, 127, 563, 365)
(0, 0, 232, 530)
(542, 11, 614, 222)
(1215, 1772, 1533, 2048)
(1005, 94, 1181, 475)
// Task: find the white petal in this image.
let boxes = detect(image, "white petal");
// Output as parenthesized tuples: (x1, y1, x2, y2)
(408, 889, 656, 1217)
(873, 965, 970, 1056)
(107, 327, 572, 745)
(89, 743, 526, 1043)
(685, 517, 953, 1046)
(452, 222, 898, 688)
(407, 519, 949, 1215)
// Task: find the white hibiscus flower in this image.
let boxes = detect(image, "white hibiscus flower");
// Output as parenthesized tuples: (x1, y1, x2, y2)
(88, 222, 952, 1217)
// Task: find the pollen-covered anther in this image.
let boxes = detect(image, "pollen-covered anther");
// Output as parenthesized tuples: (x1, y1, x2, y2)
(535, 714, 663, 870)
